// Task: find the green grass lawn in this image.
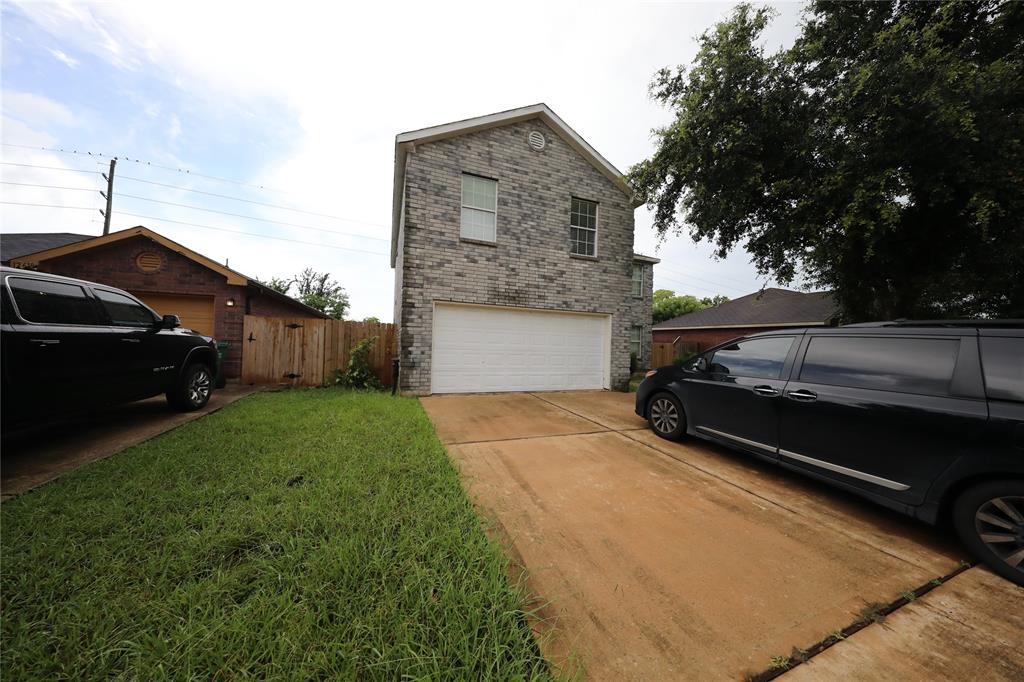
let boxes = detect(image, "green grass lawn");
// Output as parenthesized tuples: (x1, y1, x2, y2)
(2, 390, 550, 680)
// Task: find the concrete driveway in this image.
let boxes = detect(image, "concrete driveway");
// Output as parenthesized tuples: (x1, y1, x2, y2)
(421, 391, 1024, 680)
(1, 384, 259, 501)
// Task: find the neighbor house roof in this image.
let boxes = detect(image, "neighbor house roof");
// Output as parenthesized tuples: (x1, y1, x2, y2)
(6, 226, 327, 318)
(391, 103, 638, 267)
(654, 288, 837, 330)
(0, 232, 92, 264)
(633, 253, 661, 264)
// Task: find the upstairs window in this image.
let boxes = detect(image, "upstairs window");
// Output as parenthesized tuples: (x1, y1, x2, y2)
(461, 174, 497, 242)
(570, 197, 598, 257)
(632, 263, 644, 297)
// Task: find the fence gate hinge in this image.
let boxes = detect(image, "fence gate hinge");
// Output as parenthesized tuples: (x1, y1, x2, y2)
(283, 372, 302, 379)
(285, 323, 304, 329)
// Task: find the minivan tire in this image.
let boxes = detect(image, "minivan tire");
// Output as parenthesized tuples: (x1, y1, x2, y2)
(952, 479, 1024, 587)
(647, 392, 687, 440)
(167, 363, 214, 412)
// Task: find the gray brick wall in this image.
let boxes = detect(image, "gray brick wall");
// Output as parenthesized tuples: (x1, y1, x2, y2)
(394, 119, 651, 394)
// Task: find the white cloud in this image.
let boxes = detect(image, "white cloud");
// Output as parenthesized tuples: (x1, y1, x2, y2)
(2, 91, 78, 128)
(5, 1, 808, 319)
(48, 47, 79, 68)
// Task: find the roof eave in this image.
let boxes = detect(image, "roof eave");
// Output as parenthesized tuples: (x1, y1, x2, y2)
(653, 321, 831, 331)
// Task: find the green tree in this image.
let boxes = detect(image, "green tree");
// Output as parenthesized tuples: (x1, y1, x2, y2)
(258, 269, 350, 319)
(652, 289, 729, 323)
(362, 316, 380, 324)
(629, 1, 1024, 320)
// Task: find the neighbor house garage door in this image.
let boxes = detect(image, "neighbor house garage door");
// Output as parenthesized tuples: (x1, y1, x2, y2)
(133, 293, 216, 336)
(432, 303, 610, 393)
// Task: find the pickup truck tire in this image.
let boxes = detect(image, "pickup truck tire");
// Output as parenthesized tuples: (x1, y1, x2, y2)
(167, 363, 214, 412)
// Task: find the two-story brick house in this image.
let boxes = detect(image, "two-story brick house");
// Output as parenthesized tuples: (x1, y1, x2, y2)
(391, 104, 657, 394)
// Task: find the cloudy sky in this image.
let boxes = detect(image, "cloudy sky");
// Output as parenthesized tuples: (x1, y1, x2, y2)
(1, 1, 804, 321)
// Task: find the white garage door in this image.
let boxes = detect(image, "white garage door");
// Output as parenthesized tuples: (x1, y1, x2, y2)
(432, 303, 610, 393)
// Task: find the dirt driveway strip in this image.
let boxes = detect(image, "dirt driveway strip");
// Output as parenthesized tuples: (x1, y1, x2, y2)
(1, 384, 260, 501)
(420, 391, 1022, 680)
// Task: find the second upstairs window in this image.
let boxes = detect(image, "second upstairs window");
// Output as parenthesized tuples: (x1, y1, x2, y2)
(461, 174, 497, 242)
(570, 197, 598, 257)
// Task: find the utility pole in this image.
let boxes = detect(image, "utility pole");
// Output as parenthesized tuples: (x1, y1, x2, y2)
(100, 157, 116, 235)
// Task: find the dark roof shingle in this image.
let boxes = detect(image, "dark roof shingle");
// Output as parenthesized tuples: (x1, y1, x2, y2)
(654, 288, 837, 329)
(0, 232, 93, 264)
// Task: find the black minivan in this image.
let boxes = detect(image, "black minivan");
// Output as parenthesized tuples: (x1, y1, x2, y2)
(636, 321, 1024, 586)
(1, 266, 220, 425)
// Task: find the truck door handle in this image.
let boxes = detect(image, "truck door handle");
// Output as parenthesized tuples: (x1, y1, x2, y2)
(30, 338, 60, 346)
(752, 385, 779, 397)
(787, 389, 818, 402)
(120, 338, 141, 343)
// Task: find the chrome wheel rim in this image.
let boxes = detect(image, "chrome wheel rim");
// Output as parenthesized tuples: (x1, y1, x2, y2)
(650, 398, 679, 434)
(974, 495, 1024, 570)
(188, 370, 212, 405)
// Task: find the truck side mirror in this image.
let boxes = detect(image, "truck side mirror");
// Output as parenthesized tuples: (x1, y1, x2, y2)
(160, 314, 181, 329)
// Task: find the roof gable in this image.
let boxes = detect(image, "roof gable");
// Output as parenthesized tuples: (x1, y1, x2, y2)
(390, 103, 637, 266)
(654, 288, 837, 329)
(9, 226, 249, 285)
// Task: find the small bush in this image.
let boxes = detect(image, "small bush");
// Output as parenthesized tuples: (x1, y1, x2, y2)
(331, 337, 382, 390)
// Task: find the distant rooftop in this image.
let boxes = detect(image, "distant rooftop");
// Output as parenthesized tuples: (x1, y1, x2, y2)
(654, 288, 837, 329)
(0, 232, 93, 264)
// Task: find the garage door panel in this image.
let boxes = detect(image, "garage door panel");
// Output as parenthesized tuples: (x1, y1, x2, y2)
(133, 292, 215, 337)
(432, 304, 608, 393)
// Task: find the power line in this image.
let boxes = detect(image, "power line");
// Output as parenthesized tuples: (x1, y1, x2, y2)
(0, 200, 96, 210)
(1, 181, 98, 192)
(116, 192, 388, 242)
(1, 200, 389, 256)
(114, 211, 389, 256)
(2, 142, 292, 194)
(1, 161, 100, 175)
(655, 269, 748, 295)
(655, 272, 738, 297)
(117, 174, 390, 228)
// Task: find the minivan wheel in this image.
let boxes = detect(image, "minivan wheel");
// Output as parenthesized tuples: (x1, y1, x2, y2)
(168, 363, 213, 412)
(952, 480, 1024, 587)
(647, 392, 686, 441)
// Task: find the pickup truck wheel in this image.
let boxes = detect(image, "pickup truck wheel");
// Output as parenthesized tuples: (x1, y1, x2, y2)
(167, 363, 213, 412)
(952, 480, 1024, 587)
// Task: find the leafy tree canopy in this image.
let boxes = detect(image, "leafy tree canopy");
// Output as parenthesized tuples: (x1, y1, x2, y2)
(258, 268, 350, 319)
(629, 1, 1024, 320)
(653, 289, 729, 323)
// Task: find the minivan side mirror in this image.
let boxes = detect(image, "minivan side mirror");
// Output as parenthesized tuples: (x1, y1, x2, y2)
(160, 314, 181, 329)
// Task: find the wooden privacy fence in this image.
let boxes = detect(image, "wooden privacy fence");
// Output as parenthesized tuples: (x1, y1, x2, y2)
(651, 342, 677, 369)
(241, 316, 396, 387)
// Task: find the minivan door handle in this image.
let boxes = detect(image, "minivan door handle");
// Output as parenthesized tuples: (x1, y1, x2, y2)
(787, 389, 818, 402)
(752, 385, 779, 397)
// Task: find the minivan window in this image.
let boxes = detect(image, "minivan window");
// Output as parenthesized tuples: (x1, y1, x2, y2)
(980, 336, 1024, 402)
(708, 336, 794, 379)
(94, 289, 157, 327)
(7, 277, 103, 326)
(799, 336, 960, 396)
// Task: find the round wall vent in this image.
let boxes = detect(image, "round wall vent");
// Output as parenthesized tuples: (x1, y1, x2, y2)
(527, 130, 546, 151)
(135, 251, 163, 273)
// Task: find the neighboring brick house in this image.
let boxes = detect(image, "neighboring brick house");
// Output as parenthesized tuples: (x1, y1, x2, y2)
(653, 288, 837, 355)
(391, 103, 658, 394)
(2, 226, 325, 379)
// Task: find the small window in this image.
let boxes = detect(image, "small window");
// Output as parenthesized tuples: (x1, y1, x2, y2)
(460, 174, 497, 242)
(799, 336, 960, 396)
(709, 337, 794, 379)
(7, 277, 104, 325)
(630, 325, 643, 360)
(570, 197, 598, 257)
(632, 263, 644, 297)
(980, 336, 1024, 402)
(94, 289, 157, 327)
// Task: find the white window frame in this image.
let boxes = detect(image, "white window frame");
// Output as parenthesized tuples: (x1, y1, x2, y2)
(460, 173, 498, 243)
(570, 197, 598, 257)
(632, 263, 644, 297)
(630, 325, 643, 360)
